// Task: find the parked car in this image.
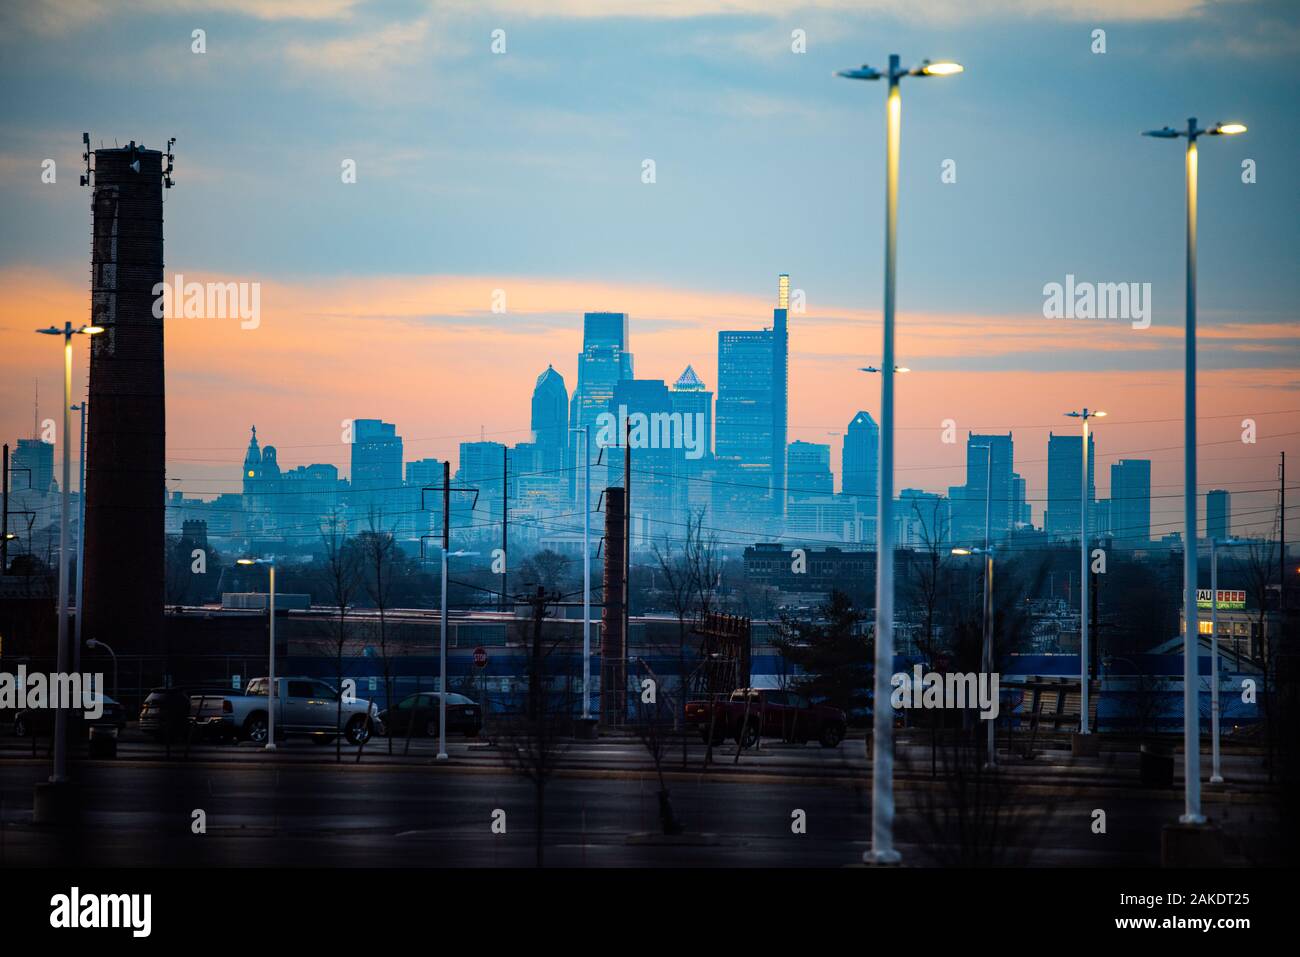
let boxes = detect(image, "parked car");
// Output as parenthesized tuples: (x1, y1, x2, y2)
(189, 677, 382, 745)
(379, 692, 482, 738)
(684, 688, 847, 748)
(13, 695, 127, 738)
(139, 686, 230, 741)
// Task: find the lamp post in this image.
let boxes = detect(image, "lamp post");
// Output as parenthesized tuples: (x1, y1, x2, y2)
(1207, 536, 1245, 784)
(570, 425, 592, 720)
(236, 557, 276, 750)
(952, 545, 996, 766)
(85, 638, 116, 701)
(838, 53, 962, 865)
(1143, 117, 1246, 825)
(1064, 408, 1105, 738)
(34, 321, 101, 786)
(72, 399, 87, 675)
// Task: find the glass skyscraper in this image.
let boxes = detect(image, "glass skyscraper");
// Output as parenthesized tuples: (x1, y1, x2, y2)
(1110, 458, 1152, 547)
(1046, 431, 1095, 541)
(715, 275, 789, 521)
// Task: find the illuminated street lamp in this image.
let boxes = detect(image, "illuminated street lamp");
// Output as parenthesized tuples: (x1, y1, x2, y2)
(33, 321, 101, 789)
(837, 52, 962, 866)
(236, 557, 277, 750)
(1143, 116, 1246, 826)
(1064, 408, 1105, 739)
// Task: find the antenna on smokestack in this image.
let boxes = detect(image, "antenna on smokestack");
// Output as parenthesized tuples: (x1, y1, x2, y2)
(163, 137, 175, 188)
(79, 132, 93, 187)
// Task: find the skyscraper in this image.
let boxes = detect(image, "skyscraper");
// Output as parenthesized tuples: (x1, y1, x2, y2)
(715, 274, 790, 518)
(1046, 431, 1095, 541)
(955, 433, 1015, 544)
(1207, 488, 1231, 541)
(608, 378, 684, 544)
(351, 419, 403, 520)
(1110, 458, 1151, 547)
(10, 437, 54, 497)
(842, 411, 879, 514)
(531, 364, 568, 474)
(569, 312, 633, 498)
(787, 440, 832, 501)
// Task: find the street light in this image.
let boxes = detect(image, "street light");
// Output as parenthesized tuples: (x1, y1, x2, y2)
(951, 544, 997, 766)
(34, 321, 101, 787)
(1206, 536, 1246, 784)
(1144, 116, 1246, 826)
(72, 400, 88, 674)
(236, 557, 277, 750)
(1064, 408, 1105, 739)
(85, 638, 116, 701)
(837, 51, 962, 866)
(425, 544, 478, 761)
(569, 425, 592, 721)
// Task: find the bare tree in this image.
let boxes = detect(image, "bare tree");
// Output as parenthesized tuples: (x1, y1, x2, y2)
(320, 513, 363, 762)
(497, 586, 571, 867)
(359, 509, 399, 754)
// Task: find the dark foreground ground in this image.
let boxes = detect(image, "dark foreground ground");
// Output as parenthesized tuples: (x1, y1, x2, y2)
(0, 731, 1284, 867)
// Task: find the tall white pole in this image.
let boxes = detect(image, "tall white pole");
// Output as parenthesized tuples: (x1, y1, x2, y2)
(1181, 122, 1204, 823)
(1080, 414, 1090, 735)
(74, 399, 86, 675)
(51, 329, 72, 784)
(867, 53, 901, 865)
(982, 446, 994, 766)
(582, 426, 591, 720)
(266, 563, 276, 750)
(1210, 539, 1222, 783)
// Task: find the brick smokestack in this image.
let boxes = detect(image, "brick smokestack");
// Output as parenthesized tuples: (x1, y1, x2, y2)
(601, 486, 626, 725)
(83, 142, 166, 655)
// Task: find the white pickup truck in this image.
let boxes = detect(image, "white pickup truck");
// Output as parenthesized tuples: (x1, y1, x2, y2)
(191, 677, 383, 745)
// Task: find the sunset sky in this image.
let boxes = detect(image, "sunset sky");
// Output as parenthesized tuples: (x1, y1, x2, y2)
(1, 0, 1296, 537)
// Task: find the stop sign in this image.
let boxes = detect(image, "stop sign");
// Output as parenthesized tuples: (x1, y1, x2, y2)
(473, 646, 488, 669)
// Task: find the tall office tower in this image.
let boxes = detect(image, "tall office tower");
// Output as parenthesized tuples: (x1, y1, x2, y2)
(351, 419, 403, 520)
(787, 441, 832, 501)
(1012, 473, 1030, 529)
(83, 141, 166, 654)
(1110, 458, 1151, 548)
(280, 463, 343, 542)
(531, 364, 568, 474)
(608, 378, 685, 545)
(842, 411, 880, 514)
(955, 433, 1015, 544)
(400, 457, 442, 541)
(1207, 488, 1231, 541)
(569, 313, 633, 499)
(1045, 431, 1095, 541)
(456, 440, 506, 529)
(12, 438, 54, 496)
(715, 274, 790, 519)
(670, 365, 713, 514)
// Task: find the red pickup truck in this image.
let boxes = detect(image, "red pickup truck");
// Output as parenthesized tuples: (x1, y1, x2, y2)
(684, 688, 847, 749)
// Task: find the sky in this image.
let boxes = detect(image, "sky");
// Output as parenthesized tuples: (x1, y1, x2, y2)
(0, 0, 1296, 537)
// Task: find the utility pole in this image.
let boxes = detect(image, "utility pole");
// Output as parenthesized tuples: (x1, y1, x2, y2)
(1281, 451, 1286, 613)
(421, 465, 478, 762)
(73, 400, 87, 674)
